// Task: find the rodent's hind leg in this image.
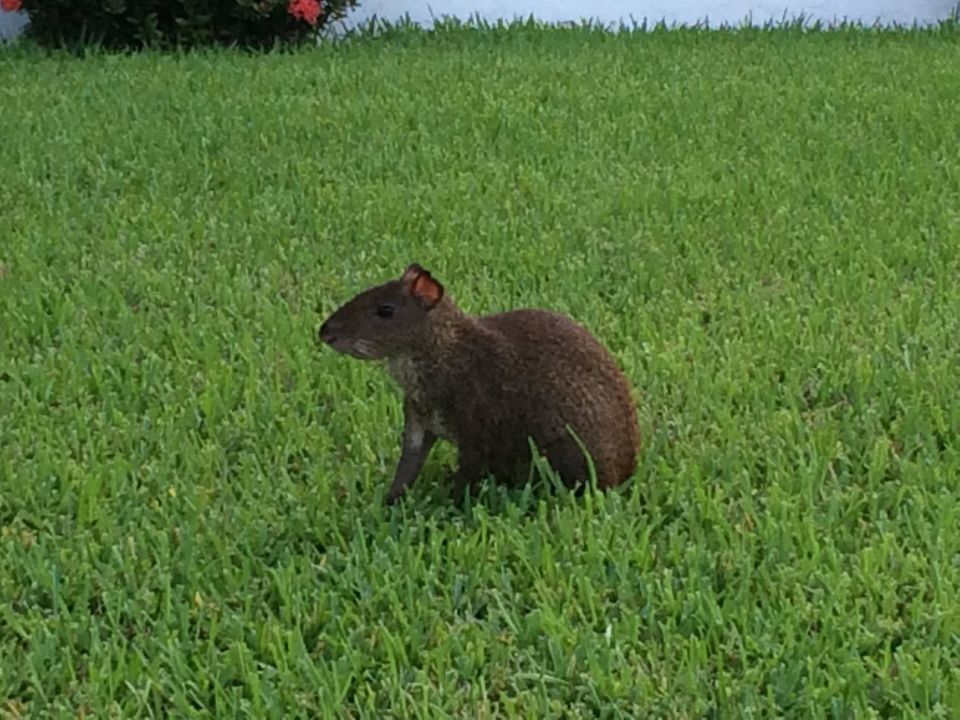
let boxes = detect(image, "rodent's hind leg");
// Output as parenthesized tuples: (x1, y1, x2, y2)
(385, 409, 437, 506)
(449, 447, 484, 505)
(540, 435, 596, 491)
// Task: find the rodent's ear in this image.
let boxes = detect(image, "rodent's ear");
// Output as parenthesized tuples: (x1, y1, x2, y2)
(402, 264, 444, 308)
(401, 263, 426, 284)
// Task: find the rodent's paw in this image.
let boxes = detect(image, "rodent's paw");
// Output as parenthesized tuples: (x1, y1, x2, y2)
(449, 476, 479, 506)
(385, 490, 403, 506)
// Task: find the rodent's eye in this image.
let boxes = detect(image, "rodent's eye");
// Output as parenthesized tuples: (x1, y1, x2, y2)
(376, 304, 395, 318)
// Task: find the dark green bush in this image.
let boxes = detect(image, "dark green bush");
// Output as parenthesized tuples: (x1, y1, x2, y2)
(17, 0, 359, 50)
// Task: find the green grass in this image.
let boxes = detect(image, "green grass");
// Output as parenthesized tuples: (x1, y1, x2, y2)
(2, 21, 960, 718)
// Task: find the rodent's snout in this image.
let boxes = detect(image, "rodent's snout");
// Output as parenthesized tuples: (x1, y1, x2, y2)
(317, 320, 336, 346)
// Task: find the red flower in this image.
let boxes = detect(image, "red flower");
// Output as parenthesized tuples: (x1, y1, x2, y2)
(287, 0, 320, 26)
(1, 0, 23, 12)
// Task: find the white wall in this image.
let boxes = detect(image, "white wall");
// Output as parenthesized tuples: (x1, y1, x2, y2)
(343, 0, 956, 29)
(1, 1, 956, 42)
(0, 10, 27, 40)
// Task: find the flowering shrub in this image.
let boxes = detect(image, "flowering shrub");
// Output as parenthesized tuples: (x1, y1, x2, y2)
(287, 0, 321, 26)
(12, 0, 358, 50)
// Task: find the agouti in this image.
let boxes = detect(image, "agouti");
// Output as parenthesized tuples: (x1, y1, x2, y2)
(318, 264, 640, 505)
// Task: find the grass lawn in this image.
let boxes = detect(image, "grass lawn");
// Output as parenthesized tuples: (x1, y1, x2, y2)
(1, 20, 959, 718)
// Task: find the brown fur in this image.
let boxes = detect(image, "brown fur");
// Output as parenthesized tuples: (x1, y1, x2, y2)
(318, 264, 640, 505)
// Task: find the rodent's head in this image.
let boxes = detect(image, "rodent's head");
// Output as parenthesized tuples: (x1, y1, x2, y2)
(318, 263, 445, 360)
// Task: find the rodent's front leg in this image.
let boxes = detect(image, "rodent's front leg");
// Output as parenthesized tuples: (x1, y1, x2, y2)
(385, 406, 436, 506)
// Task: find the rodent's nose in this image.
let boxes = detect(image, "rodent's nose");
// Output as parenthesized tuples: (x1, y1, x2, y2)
(318, 320, 336, 345)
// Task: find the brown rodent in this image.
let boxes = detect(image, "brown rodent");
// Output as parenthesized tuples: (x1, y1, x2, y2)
(318, 263, 640, 505)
